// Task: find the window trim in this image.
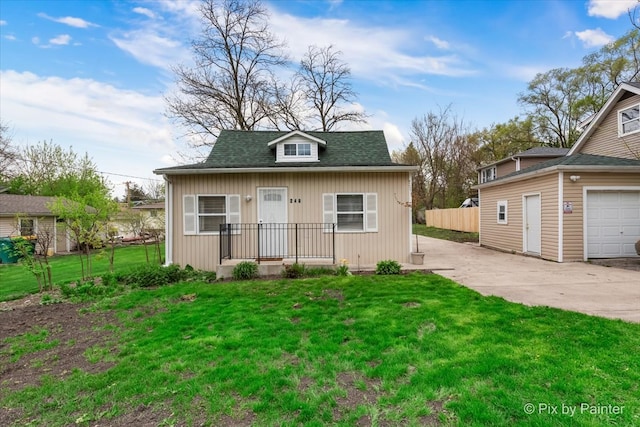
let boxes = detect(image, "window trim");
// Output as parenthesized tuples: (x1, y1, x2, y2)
(481, 167, 497, 183)
(19, 217, 36, 236)
(183, 194, 241, 235)
(497, 200, 508, 225)
(283, 142, 312, 157)
(619, 103, 640, 136)
(323, 193, 378, 233)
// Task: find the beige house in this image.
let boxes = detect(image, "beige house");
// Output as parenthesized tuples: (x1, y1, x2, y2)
(0, 194, 72, 255)
(154, 130, 416, 271)
(476, 82, 640, 262)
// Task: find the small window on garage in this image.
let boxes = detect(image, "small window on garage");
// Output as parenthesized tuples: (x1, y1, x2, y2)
(497, 201, 508, 224)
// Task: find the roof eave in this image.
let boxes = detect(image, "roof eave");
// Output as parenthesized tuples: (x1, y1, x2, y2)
(154, 165, 418, 175)
(474, 164, 640, 189)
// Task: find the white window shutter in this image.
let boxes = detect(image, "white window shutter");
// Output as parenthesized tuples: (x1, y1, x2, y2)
(365, 193, 378, 232)
(227, 195, 241, 234)
(183, 195, 196, 235)
(323, 193, 335, 232)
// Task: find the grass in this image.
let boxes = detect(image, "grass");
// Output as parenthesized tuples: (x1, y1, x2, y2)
(0, 243, 164, 302)
(413, 224, 479, 243)
(1, 274, 638, 426)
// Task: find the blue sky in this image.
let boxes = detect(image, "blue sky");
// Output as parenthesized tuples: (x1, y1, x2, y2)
(0, 0, 635, 198)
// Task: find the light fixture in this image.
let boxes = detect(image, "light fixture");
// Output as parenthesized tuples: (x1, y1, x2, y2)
(245, 195, 252, 202)
(569, 175, 580, 182)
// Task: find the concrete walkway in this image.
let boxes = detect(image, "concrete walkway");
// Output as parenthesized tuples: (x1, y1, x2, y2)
(413, 235, 640, 323)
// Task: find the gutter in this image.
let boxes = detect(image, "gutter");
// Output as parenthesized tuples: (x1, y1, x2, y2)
(154, 165, 418, 175)
(474, 165, 640, 189)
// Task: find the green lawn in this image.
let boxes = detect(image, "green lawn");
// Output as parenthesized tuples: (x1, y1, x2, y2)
(413, 224, 479, 243)
(0, 244, 164, 302)
(1, 273, 638, 426)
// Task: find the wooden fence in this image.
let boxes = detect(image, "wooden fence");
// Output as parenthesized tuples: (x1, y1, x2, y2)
(425, 207, 479, 233)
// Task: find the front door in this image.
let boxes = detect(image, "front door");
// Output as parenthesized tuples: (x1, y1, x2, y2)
(258, 188, 288, 258)
(524, 194, 541, 255)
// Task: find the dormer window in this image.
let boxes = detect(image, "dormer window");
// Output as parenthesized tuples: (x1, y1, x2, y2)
(284, 143, 311, 157)
(480, 167, 496, 183)
(269, 130, 325, 163)
(619, 104, 640, 136)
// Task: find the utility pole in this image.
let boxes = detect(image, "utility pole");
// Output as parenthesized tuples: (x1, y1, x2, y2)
(124, 181, 132, 206)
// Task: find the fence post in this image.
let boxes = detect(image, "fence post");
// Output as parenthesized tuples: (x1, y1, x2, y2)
(332, 223, 335, 264)
(219, 224, 222, 265)
(295, 223, 299, 264)
(257, 223, 261, 264)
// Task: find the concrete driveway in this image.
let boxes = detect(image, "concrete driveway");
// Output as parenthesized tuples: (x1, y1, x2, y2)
(416, 235, 640, 323)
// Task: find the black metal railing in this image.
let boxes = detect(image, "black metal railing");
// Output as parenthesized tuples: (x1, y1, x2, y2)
(219, 223, 335, 264)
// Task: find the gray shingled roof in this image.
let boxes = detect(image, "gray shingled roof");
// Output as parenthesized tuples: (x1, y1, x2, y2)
(0, 194, 58, 216)
(515, 147, 570, 157)
(489, 153, 640, 183)
(155, 130, 398, 172)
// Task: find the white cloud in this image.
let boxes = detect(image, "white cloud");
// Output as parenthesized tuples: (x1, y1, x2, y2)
(31, 36, 40, 45)
(587, 0, 636, 19)
(4, 35, 16, 41)
(37, 13, 98, 28)
(574, 28, 614, 48)
(426, 35, 450, 50)
(110, 30, 188, 69)
(0, 70, 177, 187)
(0, 20, 7, 26)
(133, 7, 156, 19)
(501, 64, 549, 81)
(268, 10, 475, 85)
(50, 34, 72, 45)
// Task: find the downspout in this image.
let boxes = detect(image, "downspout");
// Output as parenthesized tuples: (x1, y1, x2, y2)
(408, 173, 413, 259)
(164, 175, 173, 266)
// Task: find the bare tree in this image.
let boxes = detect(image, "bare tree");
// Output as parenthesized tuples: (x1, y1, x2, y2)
(166, 0, 287, 146)
(410, 106, 477, 209)
(295, 45, 367, 131)
(0, 120, 18, 182)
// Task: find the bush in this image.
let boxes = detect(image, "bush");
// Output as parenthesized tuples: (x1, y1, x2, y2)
(282, 263, 306, 279)
(232, 261, 259, 280)
(376, 260, 402, 275)
(120, 264, 175, 287)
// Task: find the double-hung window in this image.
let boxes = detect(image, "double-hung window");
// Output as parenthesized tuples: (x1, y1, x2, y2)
(183, 195, 240, 235)
(283, 143, 311, 157)
(619, 104, 640, 136)
(323, 193, 377, 232)
(481, 167, 496, 183)
(19, 218, 35, 236)
(497, 201, 508, 224)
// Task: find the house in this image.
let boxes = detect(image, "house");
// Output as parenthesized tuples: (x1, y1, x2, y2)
(475, 82, 640, 261)
(153, 130, 417, 272)
(0, 194, 72, 255)
(110, 201, 165, 239)
(477, 147, 569, 184)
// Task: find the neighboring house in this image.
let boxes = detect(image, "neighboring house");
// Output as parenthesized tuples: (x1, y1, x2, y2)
(0, 194, 72, 254)
(132, 201, 165, 236)
(154, 130, 416, 271)
(110, 202, 165, 239)
(476, 82, 640, 261)
(477, 147, 569, 184)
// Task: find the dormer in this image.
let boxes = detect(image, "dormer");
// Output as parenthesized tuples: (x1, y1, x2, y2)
(267, 130, 326, 163)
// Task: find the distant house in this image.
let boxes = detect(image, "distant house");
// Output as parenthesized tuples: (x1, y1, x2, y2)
(477, 147, 569, 184)
(154, 130, 416, 271)
(476, 82, 640, 261)
(0, 194, 72, 255)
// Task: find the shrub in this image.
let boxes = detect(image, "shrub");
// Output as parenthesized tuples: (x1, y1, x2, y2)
(232, 261, 259, 280)
(336, 258, 351, 276)
(121, 265, 172, 287)
(282, 263, 306, 279)
(376, 260, 402, 275)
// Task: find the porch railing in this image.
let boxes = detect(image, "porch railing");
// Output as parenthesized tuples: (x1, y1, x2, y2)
(219, 223, 335, 264)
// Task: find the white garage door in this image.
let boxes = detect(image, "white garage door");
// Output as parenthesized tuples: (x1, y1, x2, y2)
(586, 191, 640, 258)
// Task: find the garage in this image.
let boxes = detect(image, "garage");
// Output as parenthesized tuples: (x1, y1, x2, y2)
(586, 190, 640, 258)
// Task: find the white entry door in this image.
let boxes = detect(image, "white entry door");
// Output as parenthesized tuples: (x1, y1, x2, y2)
(258, 188, 288, 258)
(524, 194, 541, 255)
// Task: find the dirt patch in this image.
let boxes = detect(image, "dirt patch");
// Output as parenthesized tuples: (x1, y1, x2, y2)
(0, 302, 119, 394)
(333, 371, 382, 421)
(589, 258, 640, 272)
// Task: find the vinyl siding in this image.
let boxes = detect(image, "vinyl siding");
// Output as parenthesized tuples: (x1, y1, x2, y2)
(561, 172, 640, 261)
(168, 172, 411, 271)
(0, 216, 61, 254)
(496, 162, 516, 177)
(479, 173, 559, 260)
(580, 95, 640, 159)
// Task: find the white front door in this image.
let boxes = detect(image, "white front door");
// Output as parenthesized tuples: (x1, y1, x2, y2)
(524, 194, 541, 255)
(258, 188, 288, 258)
